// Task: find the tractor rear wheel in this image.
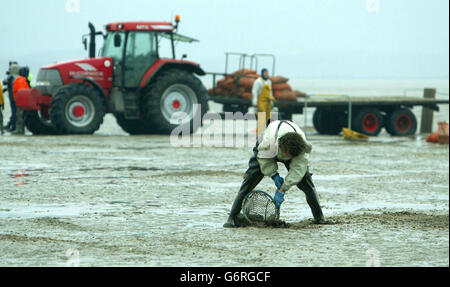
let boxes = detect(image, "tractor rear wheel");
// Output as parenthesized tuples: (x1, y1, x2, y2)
(143, 70, 208, 134)
(50, 84, 105, 134)
(24, 110, 59, 135)
(352, 108, 384, 136)
(385, 108, 417, 136)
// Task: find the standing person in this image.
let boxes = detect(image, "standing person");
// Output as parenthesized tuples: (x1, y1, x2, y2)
(224, 120, 327, 228)
(11, 67, 30, 135)
(3, 62, 19, 132)
(252, 68, 276, 136)
(26, 68, 33, 88)
(0, 81, 4, 135)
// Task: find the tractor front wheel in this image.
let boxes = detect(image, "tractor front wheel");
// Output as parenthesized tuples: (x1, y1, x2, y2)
(24, 109, 59, 135)
(50, 84, 105, 134)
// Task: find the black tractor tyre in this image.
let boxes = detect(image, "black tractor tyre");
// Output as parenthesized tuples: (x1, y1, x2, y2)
(142, 69, 209, 135)
(50, 84, 105, 134)
(312, 108, 342, 135)
(352, 108, 384, 136)
(114, 114, 158, 135)
(24, 110, 60, 135)
(385, 108, 417, 136)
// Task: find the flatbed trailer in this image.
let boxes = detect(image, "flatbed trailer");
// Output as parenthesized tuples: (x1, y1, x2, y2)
(208, 91, 449, 136)
(207, 53, 449, 136)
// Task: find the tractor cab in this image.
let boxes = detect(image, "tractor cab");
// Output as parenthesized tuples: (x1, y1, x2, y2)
(98, 20, 199, 89)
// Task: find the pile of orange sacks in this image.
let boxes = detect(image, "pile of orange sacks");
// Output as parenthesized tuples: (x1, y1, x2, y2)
(208, 69, 306, 101)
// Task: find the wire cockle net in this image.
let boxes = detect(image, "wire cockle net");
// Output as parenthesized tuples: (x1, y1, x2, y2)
(242, 191, 280, 224)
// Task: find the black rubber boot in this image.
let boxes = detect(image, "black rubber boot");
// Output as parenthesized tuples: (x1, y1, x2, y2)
(224, 145, 264, 228)
(223, 216, 237, 228)
(297, 170, 325, 223)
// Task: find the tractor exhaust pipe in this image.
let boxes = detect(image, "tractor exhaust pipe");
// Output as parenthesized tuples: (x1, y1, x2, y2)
(88, 22, 96, 58)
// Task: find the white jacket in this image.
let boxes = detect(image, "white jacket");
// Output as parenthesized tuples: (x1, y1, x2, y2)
(257, 120, 312, 191)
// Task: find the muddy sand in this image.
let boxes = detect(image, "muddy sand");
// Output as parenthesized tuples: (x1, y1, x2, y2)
(0, 93, 449, 266)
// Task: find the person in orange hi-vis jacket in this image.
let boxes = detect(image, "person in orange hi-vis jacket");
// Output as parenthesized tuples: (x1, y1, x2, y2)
(12, 67, 30, 135)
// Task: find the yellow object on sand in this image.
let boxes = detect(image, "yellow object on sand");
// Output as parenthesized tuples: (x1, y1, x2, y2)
(343, 128, 369, 141)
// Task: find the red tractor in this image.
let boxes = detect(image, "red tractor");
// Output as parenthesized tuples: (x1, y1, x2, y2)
(16, 17, 209, 135)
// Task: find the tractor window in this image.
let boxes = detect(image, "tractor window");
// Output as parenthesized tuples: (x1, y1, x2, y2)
(124, 31, 158, 87)
(125, 31, 157, 60)
(102, 32, 125, 62)
(158, 33, 174, 59)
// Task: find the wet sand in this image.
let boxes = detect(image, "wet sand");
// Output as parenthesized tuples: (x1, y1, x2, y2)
(0, 82, 449, 266)
(1, 114, 448, 266)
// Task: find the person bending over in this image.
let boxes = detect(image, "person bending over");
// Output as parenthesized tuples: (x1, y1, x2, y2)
(224, 120, 326, 227)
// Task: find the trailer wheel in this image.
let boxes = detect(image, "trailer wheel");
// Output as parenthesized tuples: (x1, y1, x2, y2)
(114, 114, 158, 135)
(50, 84, 105, 134)
(385, 108, 417, 136)
(312, 109, 342, 135)
(24, 109, 60, 135)
(352, 108, 384, 136)
(143, 69, 208, 134)
(279, 111, 293, 121)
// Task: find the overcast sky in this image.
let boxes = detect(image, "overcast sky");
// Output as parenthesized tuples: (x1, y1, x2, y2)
(0, 0, 448, 79)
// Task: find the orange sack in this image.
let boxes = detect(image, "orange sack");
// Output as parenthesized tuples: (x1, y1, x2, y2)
(235, 77, 257, 88)
(241, 92, 253, 100)
(211, 87, 227, 95)
(222, 76, 257, 90)
(273, 83, 292, 92)
(426, 132, 440, 143)
(216, 78, 226, 87)
(233, 69, 257, 76)
(222, 78, 235, 89)
(270, 76, 289, 84)
(274, 90, 298, 101)
(228, 87, 249, 95)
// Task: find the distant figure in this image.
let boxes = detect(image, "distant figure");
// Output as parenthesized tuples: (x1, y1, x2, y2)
(11, 67, 31, 135)
(3, 62, 19, 131)
(0, 81, 4, 135)
(252, 68, 276, 136)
